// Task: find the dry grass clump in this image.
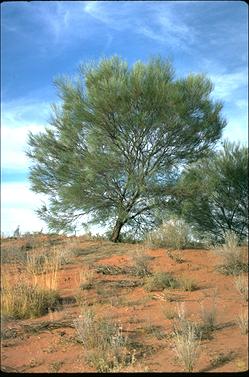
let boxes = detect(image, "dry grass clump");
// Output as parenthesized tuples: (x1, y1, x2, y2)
(236, 310, 248, 335)
(234, 275, 248, 301)
(74, 308, 136, 372)
(162, 306, 177, 320)
(201, 300, 217, 332)
(131, 249, 152, 277)
(78, 268, 95, 290)
(178, 277, 198, 292)
(144, 271, 178, 292)
(167, 250, 184, 263)
(1, 243, 28, 264)
(173, 303, 201, 372)
(215, 231, 248, 275)
(1, 276, 60, 319)
(26, 247, 61, 290)
(146, 218, 190, 250)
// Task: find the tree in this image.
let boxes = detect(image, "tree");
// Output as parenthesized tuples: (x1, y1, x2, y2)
(170, 141, 248, 242)
(27, 56, 226, 242)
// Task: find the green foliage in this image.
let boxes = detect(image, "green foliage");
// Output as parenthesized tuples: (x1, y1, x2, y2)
(27, 56, 226, 241)
(171, 141, 248, 243)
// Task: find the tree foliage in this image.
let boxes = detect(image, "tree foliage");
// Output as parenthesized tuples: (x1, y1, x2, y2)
(27, 56, 226, 241)
(170, 141, 248, 242)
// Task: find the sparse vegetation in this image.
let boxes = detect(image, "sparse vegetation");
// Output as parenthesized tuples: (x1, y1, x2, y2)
(167, 250, 184, 263)
(144, 271, 178, 291)
(131, 249, 152, 277)
(173, 304, 201, 372)
(1, 279, 60, 319)
(26, 247, 61, 290)
(215, 231, 248, 275)
(210, 352, 235, 369)
(234, 274, 248, 301)
(178, 277, 198, 291)
(200, 300, 217, 330)
(73, 308, 137, 372)
(236, 310, 248, 335)
(146, 218, 191, 250)
(162, 306, 177, 320)
(78, 268, 95, 290)
(1, 232, 248, 372)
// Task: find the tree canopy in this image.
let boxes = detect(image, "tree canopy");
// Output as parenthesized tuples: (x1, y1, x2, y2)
(27, 56, 226, 241)
(170, 141, 248, 242)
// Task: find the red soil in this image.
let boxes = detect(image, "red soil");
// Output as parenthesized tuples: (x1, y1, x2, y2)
(1, 235, 248, 372)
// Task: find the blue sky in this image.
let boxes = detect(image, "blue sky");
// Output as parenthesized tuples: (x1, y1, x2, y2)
(1, 0, 248, 235)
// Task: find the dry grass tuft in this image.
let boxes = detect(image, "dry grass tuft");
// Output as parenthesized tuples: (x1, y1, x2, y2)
(173, 303, 201, 372)
(215, 231, 248, 275)
(73, 308, 137, 372)
(131, 249, 152, 277)
(236, 310, 248, 335)
(145, 218, 190, 250)
(1, 275, 60, 319)
(234, 275, 248, 301)
(26, 247, 61, 290)
(78, 268, 95, 290)
(144, 271, 178, 291)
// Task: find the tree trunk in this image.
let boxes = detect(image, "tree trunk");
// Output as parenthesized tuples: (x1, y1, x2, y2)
(111, 219, 124, 242)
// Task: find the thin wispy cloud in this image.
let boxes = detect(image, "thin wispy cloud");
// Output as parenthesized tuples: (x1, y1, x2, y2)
(83, 1, 195, 50)
(210, 70, 247, 101)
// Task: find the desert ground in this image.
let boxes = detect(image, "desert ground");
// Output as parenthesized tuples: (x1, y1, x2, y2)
(1, 233, 248, 373)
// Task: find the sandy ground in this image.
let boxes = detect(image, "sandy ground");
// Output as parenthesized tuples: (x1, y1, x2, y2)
(1, 235, 248, 372)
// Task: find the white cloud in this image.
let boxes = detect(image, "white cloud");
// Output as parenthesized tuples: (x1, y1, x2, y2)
(210, 70, 247, 101)
(1, 124, 45, 170)
(1, 100, 50, 170)
(83, 1, 195, 49)
(222, 117, 248, 146)
(1, 182, 48, 236)
(36, 2, 89, 46)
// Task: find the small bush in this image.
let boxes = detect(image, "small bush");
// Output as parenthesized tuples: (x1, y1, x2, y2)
(1, 244, 28, 264)
(162, 307, 177, 320)
(78, 268, 94, 290)
(146, 218, 191, 250)
(1, 280, 60, 319)
(167, 250, 184, 263)
(131, 250, 152, 277)
(236, 310, 248, 335)
(215, 231, 248, 275)
(173, 304, 200, 372)
(234, 275, 248, 301)
(26, 247, 61, 290)
(210, 352, 235, 368)
(178, 277, 198, 292)
(74, 309, 135, 372)
(199, 301, 217, 333)
(144, 272, 178, 291)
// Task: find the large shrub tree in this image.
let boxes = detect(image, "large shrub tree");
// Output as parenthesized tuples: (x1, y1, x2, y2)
(170, 141, 248, 242)
(27, 56, 226, 242)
